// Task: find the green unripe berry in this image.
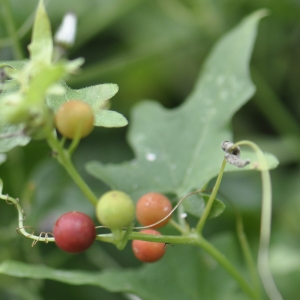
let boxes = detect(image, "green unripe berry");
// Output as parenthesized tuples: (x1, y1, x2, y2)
(96, 190, 135, 229)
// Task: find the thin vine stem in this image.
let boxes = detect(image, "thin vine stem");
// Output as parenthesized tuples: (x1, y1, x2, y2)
(198, 236, 258, 300)
(235, 208, 262, 299)
(46, 130, 98, 206)
(133, 189, 203, 231)
(196, 158, 227, 233)
(169, 218, 187, 234)
(233, 140, 283, 300)
(0, 192, 55, 244)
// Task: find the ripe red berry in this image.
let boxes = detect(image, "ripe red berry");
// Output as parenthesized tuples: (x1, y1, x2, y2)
(53, 211, 96, 253)
(136, 192, 172, 228)
(132, 229, 166, 263)
(54, 100, 94, 139)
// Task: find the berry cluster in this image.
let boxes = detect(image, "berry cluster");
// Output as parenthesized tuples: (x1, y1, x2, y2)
(53, 191, 172, 263)
(52, 102, 173, 261)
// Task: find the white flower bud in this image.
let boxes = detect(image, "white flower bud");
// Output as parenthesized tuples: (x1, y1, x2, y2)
(54, 12, 77, 48)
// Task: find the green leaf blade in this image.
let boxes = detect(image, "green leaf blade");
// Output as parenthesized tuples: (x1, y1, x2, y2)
(86, 11, 268, 199)
(94, 110, 128, 127)
(47, 82, 126, 128)
(0, 237, 247, 300)
(183, 193, 226, 218)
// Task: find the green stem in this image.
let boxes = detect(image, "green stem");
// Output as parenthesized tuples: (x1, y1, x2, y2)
(236, 209, 262, 299)
(46, 131, 98, 206)
(130, 231, 200, 244)
(169, 218, 187, 234)
(234, 140, 283, 300)
(177, 201, 187, 229)
(196, 159, 227, 233)
(199, 236, 258, 300)
(0, 0, 24, 59)
(96, 232, 197, 245)
(68, 135, 81, 156)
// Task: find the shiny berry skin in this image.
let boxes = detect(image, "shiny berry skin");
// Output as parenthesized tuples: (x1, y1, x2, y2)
(53, 211, 96, 253)
(132, 229, 166, 263)
(96, 190, 135, 229)
(136, 192, 172, 228)
(54, 100, 94, 139)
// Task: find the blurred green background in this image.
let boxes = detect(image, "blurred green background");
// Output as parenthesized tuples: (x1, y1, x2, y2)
(1, 0, 300, 299)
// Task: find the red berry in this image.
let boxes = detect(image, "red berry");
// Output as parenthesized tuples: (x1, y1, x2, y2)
(132, 229, 166, 263)
(136, 192, 172, 228)
(53, 211, 96, 253)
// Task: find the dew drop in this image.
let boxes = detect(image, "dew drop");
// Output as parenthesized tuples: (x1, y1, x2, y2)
(145, 153, 157, 161)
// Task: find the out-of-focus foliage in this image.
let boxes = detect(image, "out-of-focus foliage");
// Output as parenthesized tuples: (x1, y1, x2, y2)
(1, 0, 300, 299)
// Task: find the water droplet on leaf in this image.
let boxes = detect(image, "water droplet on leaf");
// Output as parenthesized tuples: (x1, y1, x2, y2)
(145, 153, 156, 161)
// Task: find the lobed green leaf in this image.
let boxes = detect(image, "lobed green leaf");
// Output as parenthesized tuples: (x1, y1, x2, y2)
(86, 10, 269, 202)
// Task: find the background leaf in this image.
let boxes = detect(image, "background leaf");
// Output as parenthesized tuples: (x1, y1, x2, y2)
(0, 125, 30, 153)
(0, 234, 248, 300)
(86, 10, 268, 201)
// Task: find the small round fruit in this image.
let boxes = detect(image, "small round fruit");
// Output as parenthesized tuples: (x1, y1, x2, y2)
(54, 100, 94, 139)
(136, 192, 172, 228)
(53, 211, 96, 253)
(132, 229, 166, 263)
(96, 190, 135, 229)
